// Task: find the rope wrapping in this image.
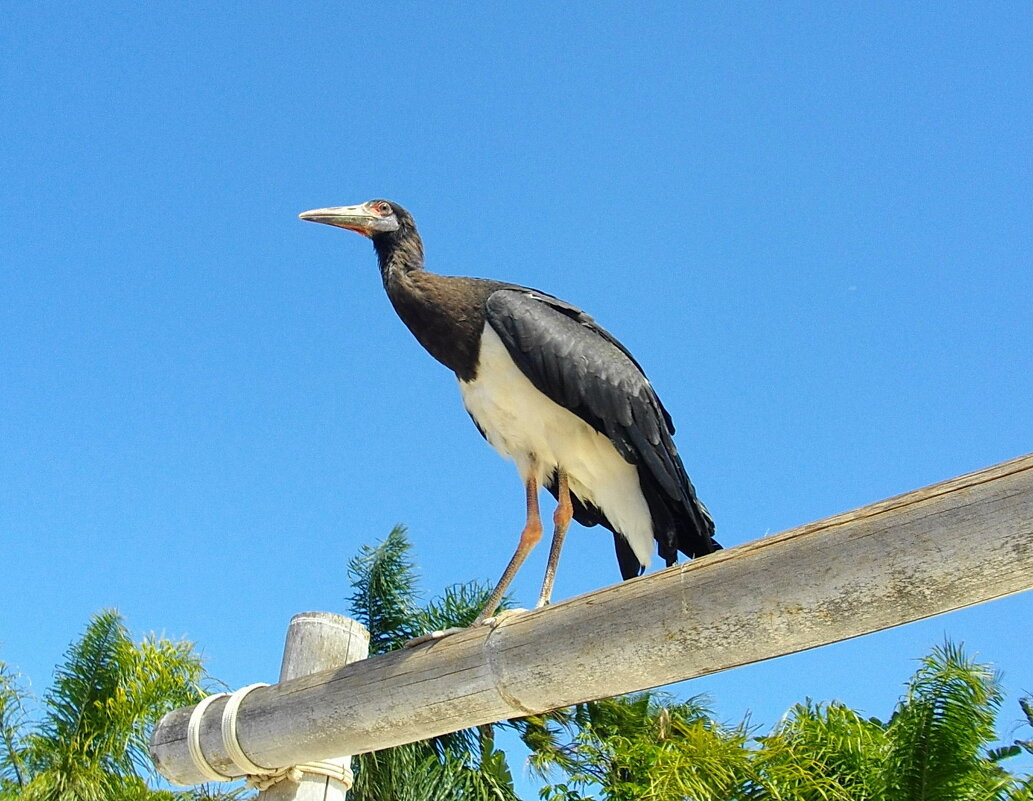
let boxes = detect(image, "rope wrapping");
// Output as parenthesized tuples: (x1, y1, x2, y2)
(245, 762, 354, 791)
(221, 683, 272, 775)
(186, 687, 353, 791)
(187, 693, 232, 781)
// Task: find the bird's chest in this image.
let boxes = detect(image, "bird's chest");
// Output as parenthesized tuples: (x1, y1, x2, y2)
(386, 273, 494, 381)
(458, 324, 600, 482)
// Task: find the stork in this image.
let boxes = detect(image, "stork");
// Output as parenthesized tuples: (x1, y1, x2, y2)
(300, 199, 718, 629)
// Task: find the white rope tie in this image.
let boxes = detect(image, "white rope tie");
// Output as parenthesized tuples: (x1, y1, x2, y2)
(186, 685, 354, 792)
(245, 761, 354, 792)
(246, 765, 304, 791)
(297, 761, 354, 786)
(221, 683, 272, 775)
(187, 693, 232, 781)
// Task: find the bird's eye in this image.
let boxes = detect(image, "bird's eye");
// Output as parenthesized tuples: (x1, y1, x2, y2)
(375, 202, 392, 216)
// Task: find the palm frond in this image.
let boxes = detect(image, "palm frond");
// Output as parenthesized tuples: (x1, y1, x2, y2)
(0, 662, 29, 792)
(31, 609, 132, 779)
(754, 700, 886, 800)
(121, 633, 207, 778)
(1004, 775, 1033, 801)
(418, 581, 503, 634)
(614, 723, 755, 801)
(14, 611, 213, 801)
(881, 640, 1009, 801)
(353, 741, 518, 801)
(528, 691, 754, 800)
(1017, 698, 1033, 757)
(347, 525, 423, 652)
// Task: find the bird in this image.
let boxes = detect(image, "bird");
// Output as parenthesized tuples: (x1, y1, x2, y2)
(300, 198, 719, 628)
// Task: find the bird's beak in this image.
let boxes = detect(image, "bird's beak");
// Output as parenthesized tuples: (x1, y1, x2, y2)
(298, 204, 377, 237)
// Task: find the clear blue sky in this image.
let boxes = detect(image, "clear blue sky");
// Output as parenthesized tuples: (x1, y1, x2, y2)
(2, 1, 1031, 791)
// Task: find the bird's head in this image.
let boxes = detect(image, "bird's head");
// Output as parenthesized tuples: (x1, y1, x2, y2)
(298, 199, 410, 239)
(300, 198, 424, 276)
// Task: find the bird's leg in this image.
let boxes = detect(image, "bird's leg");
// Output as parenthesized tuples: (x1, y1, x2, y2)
(405, 473, 541, 647)
(473, 473, 542, 626)
(537, 470, 573, 608)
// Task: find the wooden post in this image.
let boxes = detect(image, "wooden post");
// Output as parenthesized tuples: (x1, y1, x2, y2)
(256, 613, 369, 800)
(152, 453, 1033, 785)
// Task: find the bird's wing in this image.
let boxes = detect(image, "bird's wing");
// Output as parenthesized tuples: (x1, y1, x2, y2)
(484, 288, 690, 510)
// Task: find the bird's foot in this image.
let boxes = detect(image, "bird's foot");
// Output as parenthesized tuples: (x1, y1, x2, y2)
(403, 627, 465, 648)
(404, 609, 531, 647)
(481, 608, 529, 627)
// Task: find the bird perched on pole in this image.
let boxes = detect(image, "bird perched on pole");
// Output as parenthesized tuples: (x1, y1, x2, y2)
(300, 199, 719, 629)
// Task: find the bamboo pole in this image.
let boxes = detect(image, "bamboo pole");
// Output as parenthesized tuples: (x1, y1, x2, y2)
(152, 453, 1033, 787)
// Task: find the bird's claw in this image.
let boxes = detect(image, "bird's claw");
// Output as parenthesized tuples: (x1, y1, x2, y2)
(403, 627, 466, 647)
(404, 609, 531, 647)
(483, 608, 529, 628)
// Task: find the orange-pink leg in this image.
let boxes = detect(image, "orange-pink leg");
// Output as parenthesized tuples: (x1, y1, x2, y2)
(537, 471, 573, 607)
(474, 472, 543, 625)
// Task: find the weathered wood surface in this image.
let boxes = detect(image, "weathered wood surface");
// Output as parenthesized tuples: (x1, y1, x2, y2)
(152, 453, 1033, 786)
(258, 612, 369, 801)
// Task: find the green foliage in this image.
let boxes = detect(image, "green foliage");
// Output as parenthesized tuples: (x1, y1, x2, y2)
(528, 642, 1032, 801)
(30, 610, 205, 786)
(753, 700, 887, 799)
(0, 611, 237, 801)
(1016, 697, 1033, 757)
(0, 662, 29, 797)
(351, 741, 518, 801)
(880, 642, 1011, 801)
(420, 580, 500, 634)
(527, 692, 758, 801)
(348, 525, 424, 653)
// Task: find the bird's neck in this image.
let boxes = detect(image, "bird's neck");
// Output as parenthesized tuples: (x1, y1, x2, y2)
(373, 229, 425, 290)
(370, 233, 499, 381)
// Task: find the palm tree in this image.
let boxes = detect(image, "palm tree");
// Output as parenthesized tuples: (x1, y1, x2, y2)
(0, 610, 244, 801)
(0, 661, 29, 800)
(1007, 698, 1033, 800)
(524, 691, 761, 801)
(760, 643, 1033, 800)
(878, 642, 1017, 800)
(751, 699, 886, 800)
(345, 525, 521, 801)
(525, 642, 1032, 801)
